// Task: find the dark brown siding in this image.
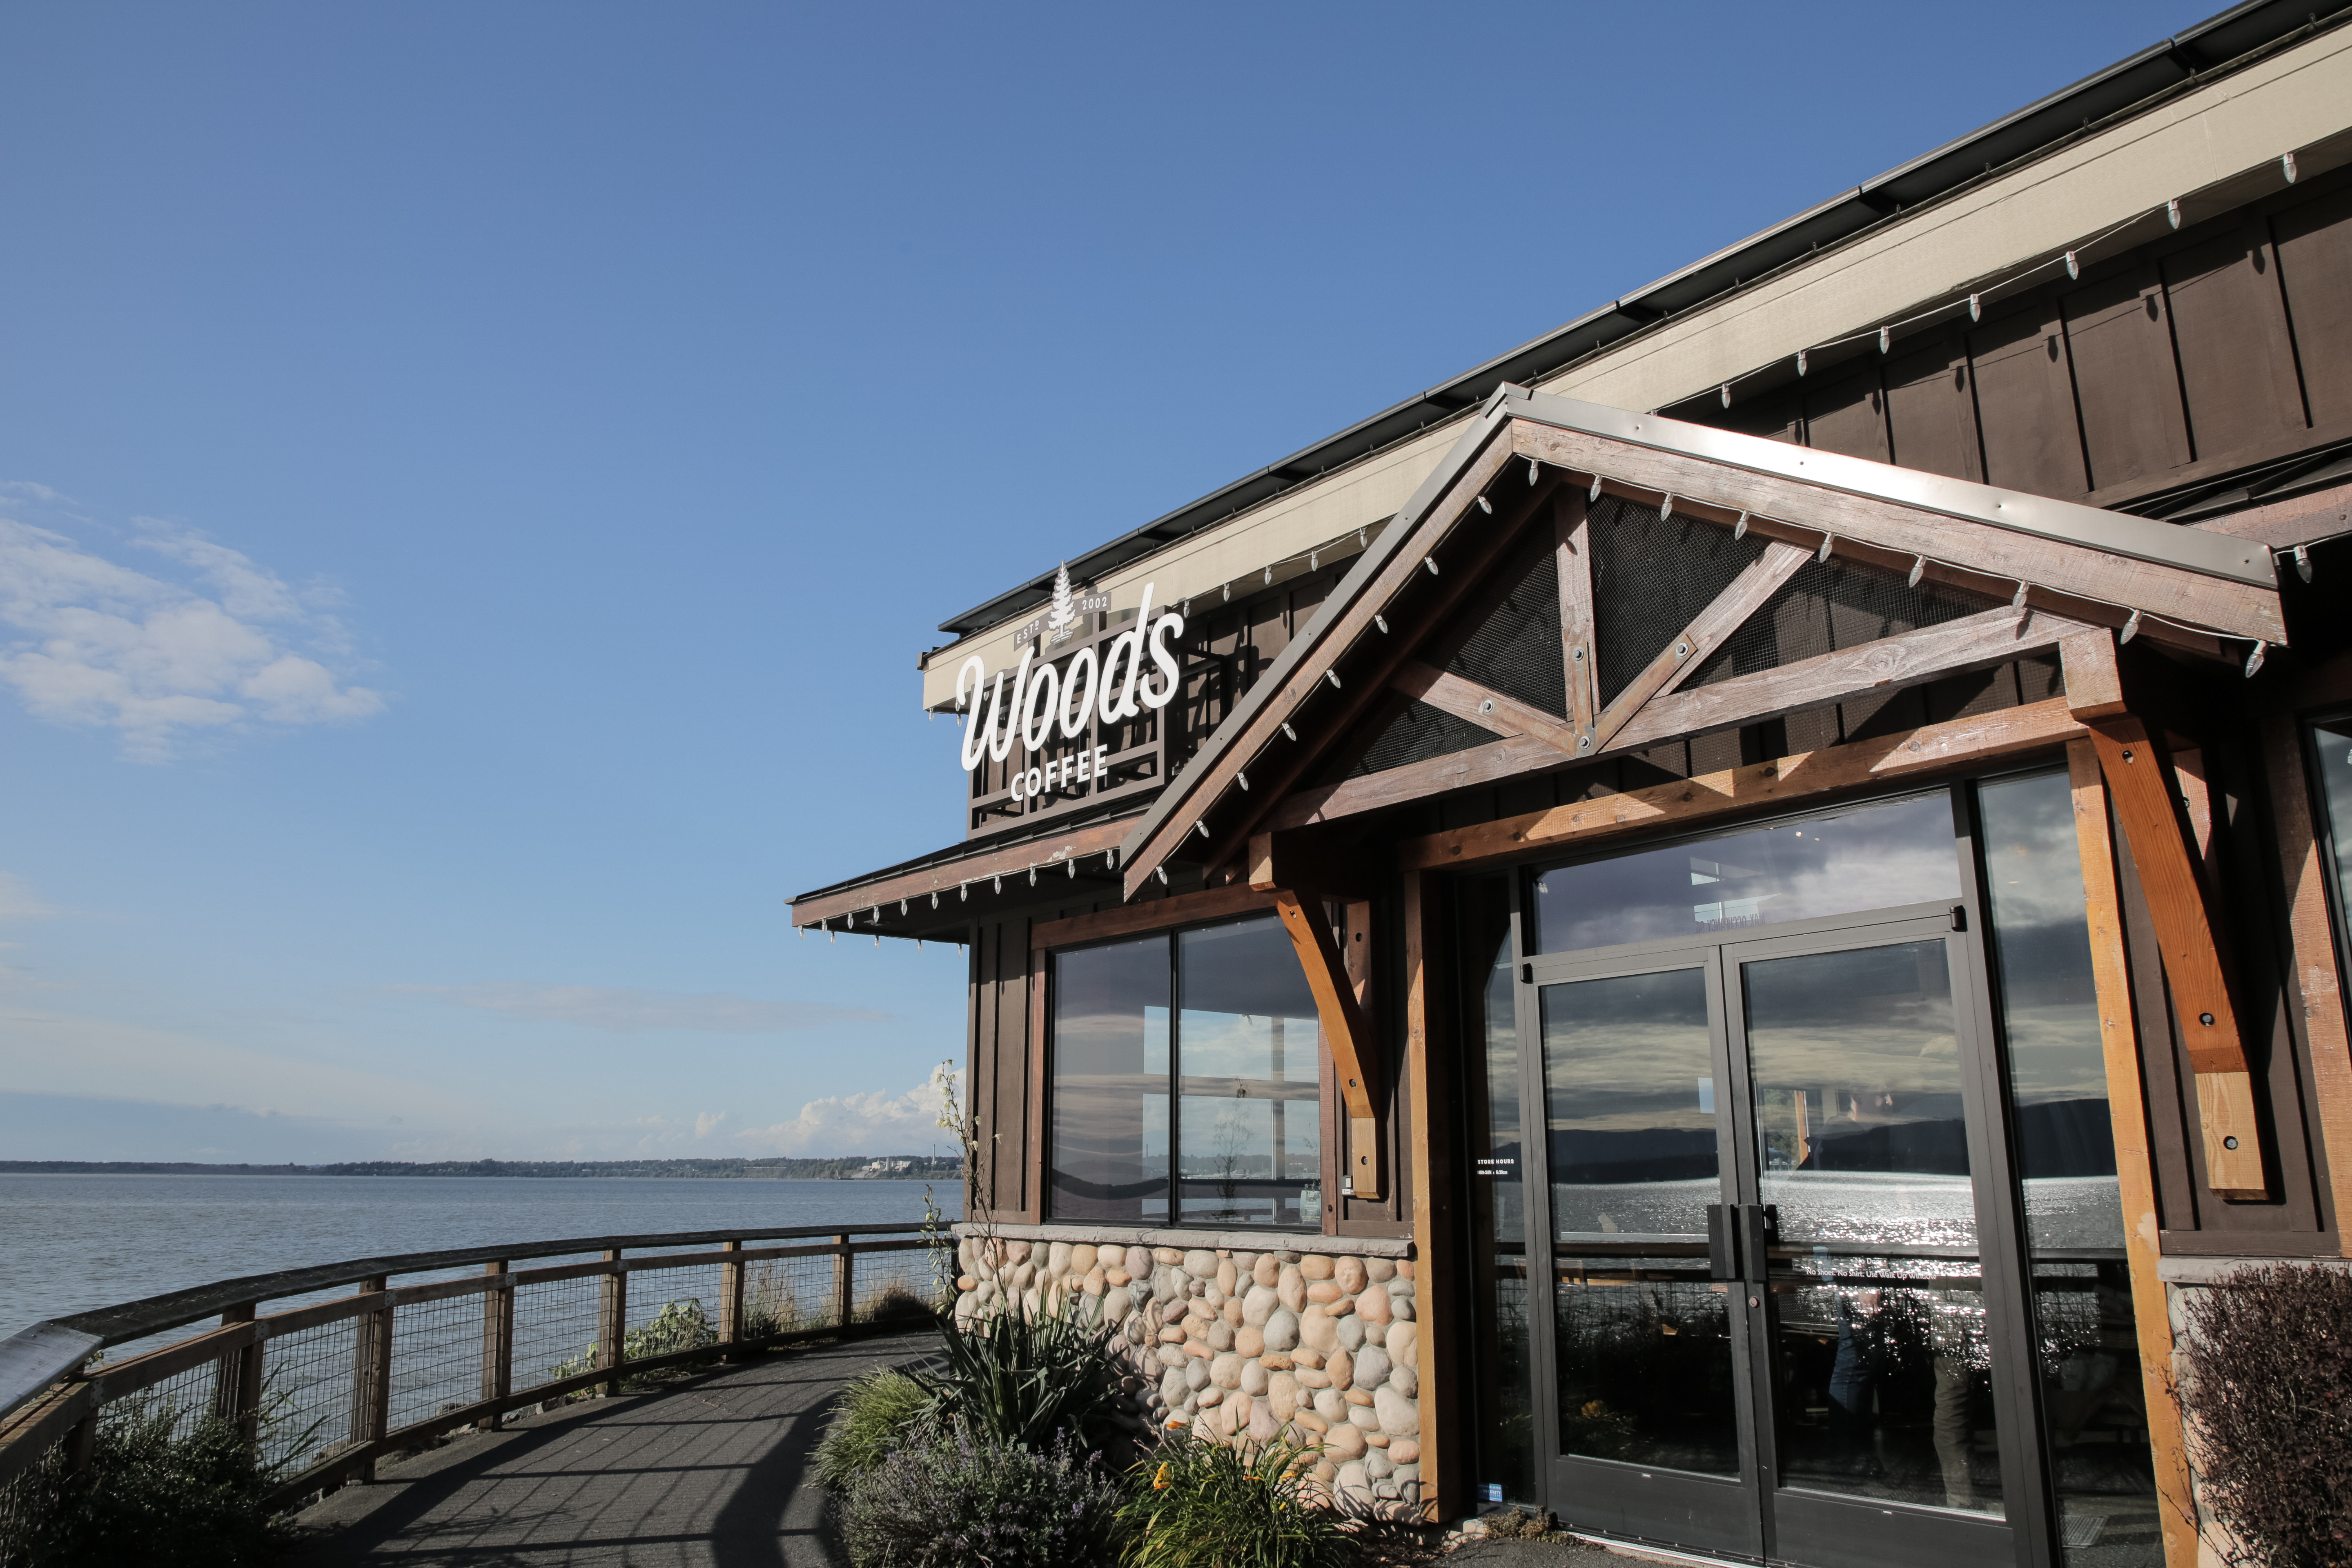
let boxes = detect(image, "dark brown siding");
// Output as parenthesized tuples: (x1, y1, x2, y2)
(2165, 223, 2305, 461)
(1968, 300, 2087, 499)
(1803, 366, 1891, 464)
(2064, 264, 2192, 494)
(2273, 184, 2352, 428)
(1883, 341, 1981, 481)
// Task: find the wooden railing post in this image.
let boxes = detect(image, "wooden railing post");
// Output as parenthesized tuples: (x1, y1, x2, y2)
(719, 1240, 745, 1357)
(477, 1261, 511, 1432)
(832, 1235, 854, 1329)
(212, 1303, 263, 1444)
(350, 1275, 391, 1481)
(597, 1250, 626, 1397)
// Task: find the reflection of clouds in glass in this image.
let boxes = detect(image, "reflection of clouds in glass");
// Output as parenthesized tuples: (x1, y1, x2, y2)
(1179, 1009, 1319, 1080)
(1978, 773, 2089, 929)
(2001, 1003, 2105, 1101)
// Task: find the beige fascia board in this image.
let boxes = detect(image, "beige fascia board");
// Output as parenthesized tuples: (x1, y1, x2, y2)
(916, 426, 1452, 711)
(911, 23, 2352, 713)
(1545, 23, 2352, 414)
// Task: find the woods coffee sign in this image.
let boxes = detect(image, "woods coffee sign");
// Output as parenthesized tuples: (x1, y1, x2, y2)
(956, 577, 1184, 800)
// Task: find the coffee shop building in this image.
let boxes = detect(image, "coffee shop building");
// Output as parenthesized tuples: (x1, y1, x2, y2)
(790, 6, 2352, 1563)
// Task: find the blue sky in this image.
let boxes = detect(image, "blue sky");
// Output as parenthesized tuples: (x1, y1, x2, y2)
(0, 1, 2215, 1163)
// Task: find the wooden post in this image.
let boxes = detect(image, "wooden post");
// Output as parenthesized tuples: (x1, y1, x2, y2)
(833, 1234, 855, 1328)
(65, 1411, 96, 1477)
(2066, 740, 2198, 1568)
(719, 1238, 746, 1356)
(1403, 871, 1457, 1523)
(212, 1303, 261, 1444)
(597, 1250, 626, 1398)
(478, 1261, 511, 1432)
(351, 1275, 391, 1480)
(1268, 886, 1383, 1200)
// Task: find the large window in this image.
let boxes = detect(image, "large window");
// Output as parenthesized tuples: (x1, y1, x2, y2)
(1048, 913, 1323, 1228)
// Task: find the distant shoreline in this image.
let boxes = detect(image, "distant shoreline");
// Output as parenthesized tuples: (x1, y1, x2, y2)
(0, 1157, 961, 1180)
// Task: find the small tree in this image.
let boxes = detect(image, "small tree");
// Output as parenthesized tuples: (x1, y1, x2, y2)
(2176, 1263, 2352, 1567)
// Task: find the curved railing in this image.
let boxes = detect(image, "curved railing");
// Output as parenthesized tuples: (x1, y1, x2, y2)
(0, 1222, 947, 1516)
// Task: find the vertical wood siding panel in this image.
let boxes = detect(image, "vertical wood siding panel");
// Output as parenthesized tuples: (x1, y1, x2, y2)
(1801, 366, 1892, 463)
(2163, 224, 2307, 462)
(1969, 303, 2089, 499)
(2272, 185, 2352, 428)
(1882, 341, 1984, 481)
(2062, 265, 2192, 493)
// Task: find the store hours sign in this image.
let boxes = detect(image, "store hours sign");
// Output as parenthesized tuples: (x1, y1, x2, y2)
(956, 577, 1185, 802)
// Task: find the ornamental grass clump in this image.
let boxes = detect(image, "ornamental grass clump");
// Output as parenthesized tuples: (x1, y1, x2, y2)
(1118, 1429, 1354, 1568)
(814, 1368, 933, 1492)
(909, 1299, 1123, 1451)
(838, 1429, 1126, 1568)
(2177, 1263, 2352, 1568)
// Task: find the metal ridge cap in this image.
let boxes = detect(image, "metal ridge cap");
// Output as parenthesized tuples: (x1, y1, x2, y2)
(1512, 390, 2277, 587)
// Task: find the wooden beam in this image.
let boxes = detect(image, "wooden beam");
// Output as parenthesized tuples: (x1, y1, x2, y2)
(1557, 489, 1596, 736)
(2078, 715, 2266, 1197)
(1506, 419, 2284, 644)
(2064, 739, 2196, 1568)
(1275, 608, 2089, 837)
(1119, 432, 1543, 898)
(1030, 884, 1280, 951)
(2258, 712, 2352, 1255)
(1388, 698, 2085, 873)
(1401, 871, 1454, 1522)
(1590, 540, 1811, 752)
(1245, 831, 1378, 903)
(1270, 888, 1383, 1202)
(1390, 659, 1581, 757)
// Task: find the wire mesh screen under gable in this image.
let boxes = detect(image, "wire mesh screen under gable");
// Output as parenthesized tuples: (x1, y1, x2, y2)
(1684, 552, 1986, 690)
(1590, 496, 1770, 709)
(1343, 539, 1566, 780)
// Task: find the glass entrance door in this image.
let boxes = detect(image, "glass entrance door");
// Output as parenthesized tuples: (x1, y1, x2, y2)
(1525, 907, 2028, 1568)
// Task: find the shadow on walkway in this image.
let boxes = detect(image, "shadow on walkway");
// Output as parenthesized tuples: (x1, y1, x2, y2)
(287, 1330, 934, 1568)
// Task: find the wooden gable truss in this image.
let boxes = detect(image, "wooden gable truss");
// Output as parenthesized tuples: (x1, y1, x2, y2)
(1119, 384, 2287, 1198)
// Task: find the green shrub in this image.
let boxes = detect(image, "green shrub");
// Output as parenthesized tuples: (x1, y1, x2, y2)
(0, 1387, 312, 1568)
(909, 1300, 1121, 1451)
(815, 1368, 933, 1492)
(547, 1296, 720, 1388)
(839, 1429, 1126, 1568)
(1117, 1429, 1353, 1568)
(2178, 1263, 2352, 1567)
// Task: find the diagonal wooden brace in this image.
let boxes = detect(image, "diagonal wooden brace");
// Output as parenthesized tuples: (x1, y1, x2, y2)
(2065, 630, 2266, 1197)
(1261, 869, 1384, 1203)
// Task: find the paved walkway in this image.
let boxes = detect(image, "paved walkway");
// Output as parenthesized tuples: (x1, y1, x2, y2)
(288, 1330, 933, 1568)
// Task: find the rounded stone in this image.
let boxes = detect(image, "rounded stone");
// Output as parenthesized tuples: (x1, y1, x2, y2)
(1385, 1320, 1416, 1363)
(1047, 1241, 1073, 1277)
(1083, 1267, 1107, 1298)
(1254, 1254, 1281, 1288)
(1126, 1246, 1153, 1281)
(1395, 1259, 1414, 1280)
(1199, 1387, 1223, 1408)
(1210, 1352, 1244, 1390)
(1306, 1281, 1343, 1305)
(1154, 1247, 1184, 1265)
(1159, 1325, 1187, 1344)
(1389, 1359, 1418, 1398)
(1070, 1243, 1098, 1275)
(1004, 1241, 1033, 1265)
(1104, 1267, 1130, 1288)
(1156, 1346, 1188, 1370)
(1266, 1370, 1301, 1423)
(1292, 1348, 1324, 1371)
(1352, 1346, 1389, 1389)
(1183, 1248, 1219, 1279)
(1261, 1352, 1293, 1372)
(1334, 1256, 1368, 1294)
(1385, 1276, 1414, 1298)
(1356, 1288, 1391, 1328)
(1009, 1261, 1036, 1294)
(1186, 1296, 1217, 1322)
(1299, 1305, 1338, 1354)
(1263, 1307, 1300, 1353)
(1159, 1366, 1189, 1406)
(1365, 1449, 1395, 1481)
(1300, 1254, 1335, 1281)
(1328, 1296, 1354, 1318)
(1374, 1385, 1419, 1437)
(1234, 1324, 1265, 1358)
(1313, 1386, 1349, 1424)
(1294, 1367, 1329, 1390)
(1349, 1402, 1381, 1431)
(1327, 1349, 1354, 1391)
(1184, 1358, 1211, 1392)
(1206, 1319, 1234, 1352)
(1335, 1313, 1366, 1353)
(1345, 1388, 1374, 1408)
(1240, 1360, 1269, 1396)
(1241, 1284, 1278, 1327)
(1216, 1258, 1238, 1296)
(1390, 1297, 1414, 1323)
(1327, 1425, 1368, 1463)
(1388, 1439, 1420, 1465)
(1223, 1296, 1245, 1326)
(1247, 1403, 1279, 1443)
(1278, 1267, 1307, 1314)
(1365, 1258, 1396, 1283)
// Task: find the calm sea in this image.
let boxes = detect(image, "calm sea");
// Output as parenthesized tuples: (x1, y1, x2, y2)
(0, 1174, 955, 1340)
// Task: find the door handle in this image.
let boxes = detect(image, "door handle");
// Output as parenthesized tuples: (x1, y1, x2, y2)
(1738, 1203, 1777, 1284)
(1706, 1204, 1737, 1280)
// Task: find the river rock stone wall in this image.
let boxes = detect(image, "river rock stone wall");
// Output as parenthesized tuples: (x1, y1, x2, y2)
(953, 1235, 1422, 1515)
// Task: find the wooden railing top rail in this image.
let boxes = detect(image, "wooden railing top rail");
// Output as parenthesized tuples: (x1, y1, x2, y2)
(45, 1221, 931, 1349)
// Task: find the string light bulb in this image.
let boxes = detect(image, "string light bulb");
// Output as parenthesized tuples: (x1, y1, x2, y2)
(1719, 383, 1731, 409)
(1475, 495, 1493, 514)
(1797, 348, 1809, 377)
(2167, 198, 2183, 230)
(1969, 294, 1982, 323)
(1281, 722, 1298, 741)
(1326, 670, 1343, 690)
(1878, 326, 1891, 355)
(1733, 512, 1749, 540)
(2284, 151, 2299, 184)
(1816, 535, 1835, 564)
(1156, 866, 1169, 885)
(2065, 250, 2079, 281)
(1527, 459, 1540, 485)
(1660, 495, 1675, 521)
(1588, 474, 1603, 503)
(1424, 559, 1439, 577)
(2294, 543, 2313, 583)
(1374, 614, 1389, 634)
(1236, 771, 1249, 791)
(2011, 581, 2029, 612)
(2245, 639, 2268, 677)
(1908, 555, 1926, 588)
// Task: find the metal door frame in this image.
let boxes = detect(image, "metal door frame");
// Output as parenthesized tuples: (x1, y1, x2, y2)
(1503, 783, 2061, 1568)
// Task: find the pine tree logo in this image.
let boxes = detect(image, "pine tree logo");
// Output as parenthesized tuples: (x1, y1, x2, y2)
(1044, 561, 1081, 644)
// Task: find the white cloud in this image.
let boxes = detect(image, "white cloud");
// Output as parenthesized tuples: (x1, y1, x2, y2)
(736, 1071, 959, 1157)
(0, 872, 57, 922)
(394, 982, 889, 1032)
(0, 497, 383, 762)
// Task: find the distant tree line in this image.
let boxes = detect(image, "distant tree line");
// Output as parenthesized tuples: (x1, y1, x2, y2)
(0, 1156, 962, 1179)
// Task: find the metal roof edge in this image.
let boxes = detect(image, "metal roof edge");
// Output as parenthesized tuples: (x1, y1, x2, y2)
(1510, 390, 2276, 586)
(933, 0, 2341, 641)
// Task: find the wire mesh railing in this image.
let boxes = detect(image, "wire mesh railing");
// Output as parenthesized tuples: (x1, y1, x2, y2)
(0, 1222, 947, 1520)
